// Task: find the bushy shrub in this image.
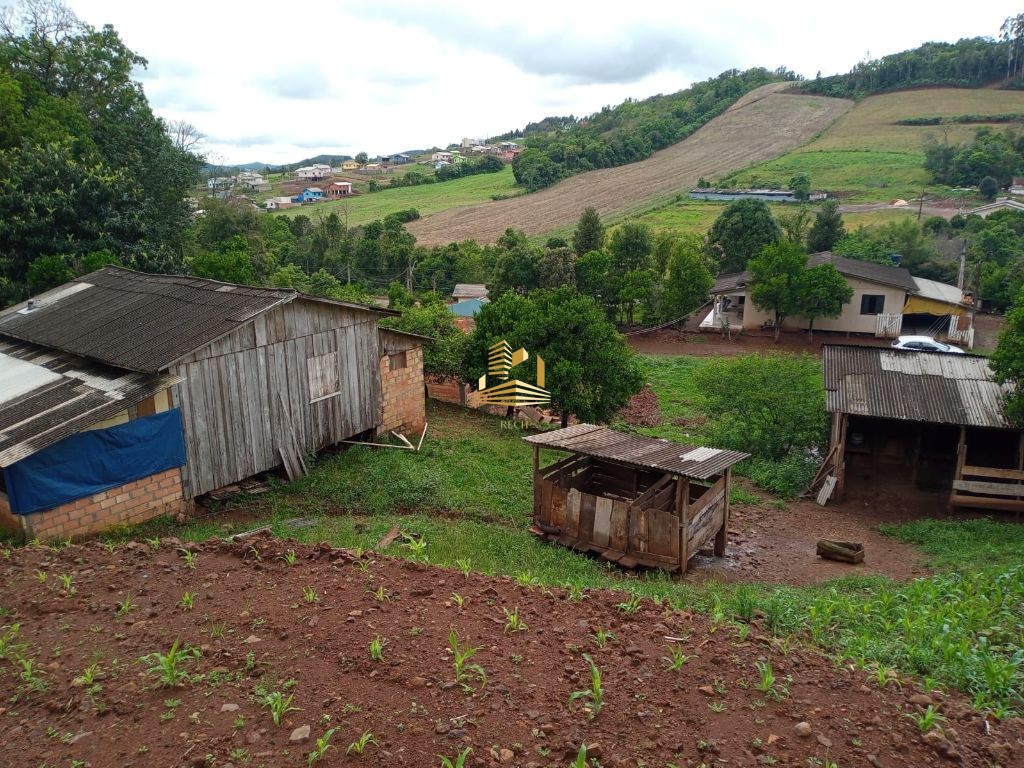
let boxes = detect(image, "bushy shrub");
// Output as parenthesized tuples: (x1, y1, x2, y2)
(742, 454, 819, 499)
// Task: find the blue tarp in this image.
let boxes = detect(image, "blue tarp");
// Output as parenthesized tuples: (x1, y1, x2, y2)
(4, 409, 186, 515)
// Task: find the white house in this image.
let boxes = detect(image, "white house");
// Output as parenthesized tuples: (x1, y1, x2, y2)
(431, 151, 453, 163)
(703, 252, 975, 346)
(264, 196, 295, 210)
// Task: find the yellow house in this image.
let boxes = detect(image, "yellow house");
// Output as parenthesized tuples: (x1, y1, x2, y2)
(703, 252, 974, 345)
(341, 160, 359, 170)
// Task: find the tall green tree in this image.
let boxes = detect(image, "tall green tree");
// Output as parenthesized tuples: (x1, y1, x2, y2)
(789, 172, 811, 201)
(748, 241, 807, 342)
(807, 199, 845, 252)
(796, 264, 853, 340)
(466, 287, 643, 426)
(0, 0, 202, 298)
(991, 287, 1024, 425)
(572, 207, 605, 256)
(707, 199, 782, 272)
(657, 234, 714, 323)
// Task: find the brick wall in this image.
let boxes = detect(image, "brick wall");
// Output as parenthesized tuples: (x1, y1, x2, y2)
(0, 467, 186, 542)
(378, 346, 426, 435)
(425, 374, 467, 405)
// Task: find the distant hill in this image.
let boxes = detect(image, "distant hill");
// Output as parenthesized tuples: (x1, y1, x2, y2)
(202, 154, 355, 175)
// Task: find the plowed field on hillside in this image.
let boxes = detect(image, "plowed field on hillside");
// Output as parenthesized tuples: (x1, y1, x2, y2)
(2, 534, 1021, 767)
(407, 83, 852, 244)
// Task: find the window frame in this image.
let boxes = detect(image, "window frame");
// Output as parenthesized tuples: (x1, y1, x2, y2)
(307, 352, 342, 403)
(859, 294, 886, 315)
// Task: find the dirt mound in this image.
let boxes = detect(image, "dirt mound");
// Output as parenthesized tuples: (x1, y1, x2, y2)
(1, 535, 1019, 767)
(407, 84, 852, 245)
(616, 386, 661, 427)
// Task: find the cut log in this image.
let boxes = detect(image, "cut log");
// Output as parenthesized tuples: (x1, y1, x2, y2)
(816, 539, 864, 564)
(376, 525, 402, 550)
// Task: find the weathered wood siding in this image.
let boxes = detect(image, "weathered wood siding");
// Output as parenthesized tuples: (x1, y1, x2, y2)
(170, 300, 382, 498)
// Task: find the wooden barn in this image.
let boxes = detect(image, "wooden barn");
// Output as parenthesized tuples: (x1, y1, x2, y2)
(524, 425, 747, 573)
(0, 267, 426, 540)
(819, 344, 1024, 512)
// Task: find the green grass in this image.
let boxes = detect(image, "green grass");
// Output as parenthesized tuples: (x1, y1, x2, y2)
(274, 167, 519, 227)
(624, 356, 711, 444)
(101, 358, 1024, 715)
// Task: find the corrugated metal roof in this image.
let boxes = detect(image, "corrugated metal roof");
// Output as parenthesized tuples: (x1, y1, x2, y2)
(0, 339, 181, 466)
(0, 267, 388, 373)
(822, 344, 1012, 428)
(911, 276, 968, 307)
(452, 283, 489, 299)
(523, 424, 748, 480)
(712, 252, 917, 295)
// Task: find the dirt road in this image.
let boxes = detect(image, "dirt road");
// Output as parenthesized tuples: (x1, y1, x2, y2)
(408, 83, 853, 244)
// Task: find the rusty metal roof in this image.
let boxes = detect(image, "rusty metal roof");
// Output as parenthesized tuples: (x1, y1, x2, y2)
(523, 424, 748, 480)
(822, 344, 1013, 428)
(0, 338, 181, 466)
(712, 252, 917, 294)
(0, 267, 389, 374)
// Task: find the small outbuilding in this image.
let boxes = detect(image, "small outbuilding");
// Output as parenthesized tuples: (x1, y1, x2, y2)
(820, 344, 1024, 512)
(0, 268, 426, 540)
(523, 425, 748, 573)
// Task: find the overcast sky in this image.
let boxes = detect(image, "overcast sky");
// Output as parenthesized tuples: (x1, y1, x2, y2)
(66, 0, 1013, 165)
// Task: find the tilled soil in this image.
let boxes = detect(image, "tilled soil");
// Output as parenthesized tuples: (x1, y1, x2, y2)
(2, 536, 1021, 768)
(406, 84, 852, 245)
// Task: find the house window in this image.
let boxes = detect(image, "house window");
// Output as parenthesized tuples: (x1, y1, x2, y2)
(860, 295, 886, 315)
(307, 352, 341, 402)
(389, 351, 407, 371)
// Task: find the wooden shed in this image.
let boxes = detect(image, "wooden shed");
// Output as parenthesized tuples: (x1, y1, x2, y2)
(819, 344, 1024, 512)
(0, 268, 426, 540)
(524, 425, 748, 572)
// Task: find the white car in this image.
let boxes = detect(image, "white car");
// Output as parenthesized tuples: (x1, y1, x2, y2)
(890, 335, 965, 354)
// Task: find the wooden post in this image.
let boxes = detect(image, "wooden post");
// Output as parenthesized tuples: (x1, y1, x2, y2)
(834, 413, 848, 503)
(532, 444, 539, 476)
(949, 426, 967, 515)
(714, 467, 731, 557)
(676, 477, 690, 575)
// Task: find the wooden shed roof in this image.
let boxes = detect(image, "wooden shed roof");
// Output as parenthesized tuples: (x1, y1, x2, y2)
(823, 344, 1013, 428)
(0, 338, 180, 466)
(0, 267, 393, 374)
(523, 424, 748, 480)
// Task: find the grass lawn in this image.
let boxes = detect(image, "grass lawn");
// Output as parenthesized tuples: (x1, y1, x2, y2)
(104, 355, 1024, 713)
(274, 167, 519, 227)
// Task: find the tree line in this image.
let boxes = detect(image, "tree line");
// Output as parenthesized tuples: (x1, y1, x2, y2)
(511, 67, 795, 192)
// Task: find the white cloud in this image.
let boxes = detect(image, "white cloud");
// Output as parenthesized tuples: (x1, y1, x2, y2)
(66, 0, 1012, 164)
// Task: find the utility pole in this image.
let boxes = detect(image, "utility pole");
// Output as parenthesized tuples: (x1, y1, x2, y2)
(957, 239, 966, 290)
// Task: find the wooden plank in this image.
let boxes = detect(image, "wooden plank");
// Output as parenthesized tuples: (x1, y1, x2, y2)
(715, 468, 732, 557)
(677, 478, 689, 574)
(592, 497, 613, 547)
(949, 493, 1024, 512)
(961, 465, 1024, 480)
(647, 508, 678, 558)
(563, 489, 581, 540)
(630, 473, 674, 509)
(816, 475, 837, 506)
(578, 493, 597, 542)
(609, 500, 629, 552)
(952, 479, 1024, 497)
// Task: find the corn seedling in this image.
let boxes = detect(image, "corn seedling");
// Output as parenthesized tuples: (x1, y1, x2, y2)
(708, 701, 726, 712)
(906, 705, 945, 733)
(73, 662, 102, 688)
(871, 665, 900, 689)
(369, 634, 388, 662)
(306, 726, 338, 766)
(662, 643, 691, 672)
(372, 585, 390, 602)
(401, 533, 428, 562)
(230, 748, 251, 764)
(450, 592, 466, 608)
(209, 622, 226, 639)
(57, 573, 76, 595)
(616, 594, 642, 614)
(303, 586, 319, 604)
(514, 571, 539, 589)
(140, 639, 201, 687)
(180, 549, 198, 569)
(178, 591, 196, 610)
(346, 730, 379, 755)
(455, 558, 472, 577)
(0, 623, 22, 660)
(146, 537, 161, 550)
(562, 582, 586, 602)
(233, 714, 246, 729)
(438, 746, 472, 768)
(260, 690, 299, 726)
(568, 743, 589, 768)
(448, 628, 487, 691)
(18, 657, 48, 692)
(33, 569, 46, 583)
(755, 660, 776, 694)
(590, 628, 615, 649)
(503, 607, 527, 633)
(115, 595, 135, 616)
(568, 654, 604, 719)
(282, 549, 298, 566)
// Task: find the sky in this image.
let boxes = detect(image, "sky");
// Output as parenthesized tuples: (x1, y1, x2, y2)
(61, 0, 1016, 165)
